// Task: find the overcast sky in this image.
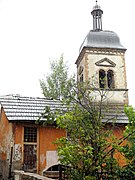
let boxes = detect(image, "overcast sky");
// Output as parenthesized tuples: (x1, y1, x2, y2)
(0, 0, 135, 106)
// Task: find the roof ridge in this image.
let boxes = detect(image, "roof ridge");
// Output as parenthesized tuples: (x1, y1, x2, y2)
(0, 94, 59, 101)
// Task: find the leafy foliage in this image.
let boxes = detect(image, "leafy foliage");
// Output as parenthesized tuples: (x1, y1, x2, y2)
(118, 106, 135, 178)
(39, 56, 135, 179)
(40, 55, 75, 100)
(55, 82, 121, 179)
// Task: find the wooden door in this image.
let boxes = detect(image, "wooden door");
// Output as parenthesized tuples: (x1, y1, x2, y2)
(23, 144, 37, 172)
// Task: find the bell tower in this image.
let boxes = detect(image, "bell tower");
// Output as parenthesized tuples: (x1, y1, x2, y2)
(75, 1, 128, 105)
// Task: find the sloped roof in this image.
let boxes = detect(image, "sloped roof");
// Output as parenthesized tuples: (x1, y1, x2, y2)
(101, 104, 129, 124)
(0, 94, 64, 122)
(0, 95, 128, 124)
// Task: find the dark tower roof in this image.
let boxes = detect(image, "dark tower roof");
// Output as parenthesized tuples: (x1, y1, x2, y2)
(80, 1, 126, 52)
(80, 30, 126, 52)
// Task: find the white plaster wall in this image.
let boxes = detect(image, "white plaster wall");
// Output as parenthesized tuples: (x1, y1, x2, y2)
(91, 90, 128, 104)
(87, 53, 126, 89)
(46, 151, 59, 168)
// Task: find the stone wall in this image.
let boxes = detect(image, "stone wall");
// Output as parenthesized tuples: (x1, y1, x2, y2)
(76, 48, 128, 104)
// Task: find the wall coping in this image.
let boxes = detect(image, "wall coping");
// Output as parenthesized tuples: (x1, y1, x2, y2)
(13, 170, 54, 180)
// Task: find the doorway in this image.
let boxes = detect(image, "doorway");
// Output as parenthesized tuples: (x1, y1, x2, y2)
(23, 127, 37, 172)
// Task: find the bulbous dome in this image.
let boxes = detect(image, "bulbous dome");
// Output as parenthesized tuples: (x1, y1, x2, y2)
(80, 30, 126, 52)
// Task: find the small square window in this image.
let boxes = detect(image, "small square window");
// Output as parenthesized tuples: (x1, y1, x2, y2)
(24, 127, 37, 143)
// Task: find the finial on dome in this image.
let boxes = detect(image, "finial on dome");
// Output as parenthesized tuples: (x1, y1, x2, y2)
(93, 0, 101, 10)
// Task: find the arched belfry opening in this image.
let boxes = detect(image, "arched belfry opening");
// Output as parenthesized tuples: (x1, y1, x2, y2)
(99, 69, 106, 88)
(107, 70, 114, 88)
(99, 69, 115, 89)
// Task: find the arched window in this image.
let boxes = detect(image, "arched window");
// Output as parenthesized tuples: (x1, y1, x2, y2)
(80, 74, 83, 82)
(78, 65, 84, 82)
(99, 69, 115, 88)
(107, 70, 114, 88)
(99, 69, 106, 88)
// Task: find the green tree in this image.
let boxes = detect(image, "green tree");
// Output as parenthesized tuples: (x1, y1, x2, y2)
(55, 82, 121, 180)
(39, 57, 134, 179)
(40, 55, 75, 100)
(118, 106, 135, 179)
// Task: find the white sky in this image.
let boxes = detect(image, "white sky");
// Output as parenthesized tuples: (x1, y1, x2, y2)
(0, 0, 135, 106)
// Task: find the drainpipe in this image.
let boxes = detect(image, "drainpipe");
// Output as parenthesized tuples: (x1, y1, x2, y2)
(8, 123, 16, 179)
(8, 146, 13, 179)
